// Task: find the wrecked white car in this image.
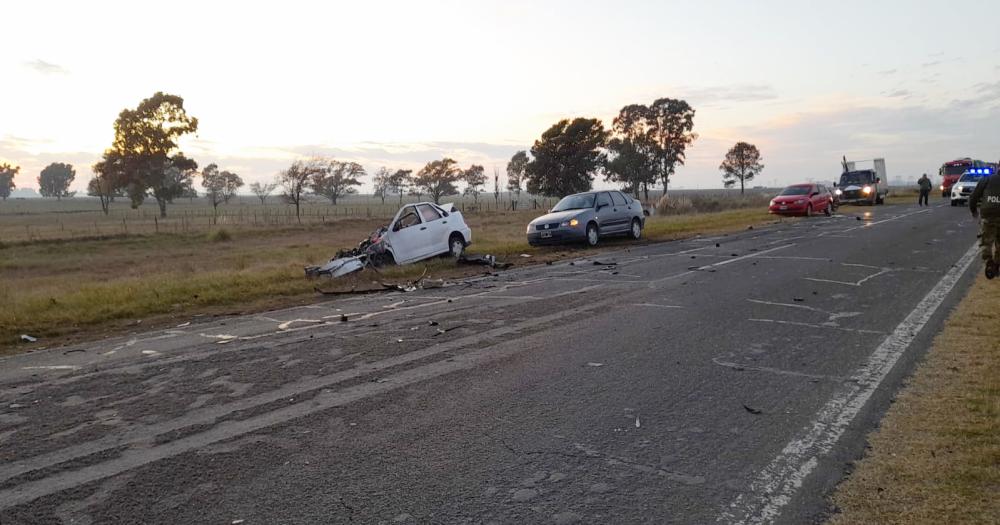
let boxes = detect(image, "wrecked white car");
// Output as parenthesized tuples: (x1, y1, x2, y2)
(383, 202, 472, 264)
(306, 202, 472, 278)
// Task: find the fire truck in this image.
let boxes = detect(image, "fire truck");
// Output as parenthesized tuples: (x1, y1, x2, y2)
(939, 158, 987, 197)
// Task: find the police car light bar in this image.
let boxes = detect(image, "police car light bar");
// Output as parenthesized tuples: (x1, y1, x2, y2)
(964, 167, 994, 175)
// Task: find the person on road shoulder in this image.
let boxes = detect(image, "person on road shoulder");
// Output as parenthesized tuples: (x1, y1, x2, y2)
(969, 166, 1000, 278)
(917, 173, 932, 206)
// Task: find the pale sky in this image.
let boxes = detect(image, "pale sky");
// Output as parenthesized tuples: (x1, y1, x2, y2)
(4, 0, 1000, 194)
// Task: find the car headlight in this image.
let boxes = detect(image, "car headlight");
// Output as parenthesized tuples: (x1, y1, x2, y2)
(526, 224, 533, 234)
(769, 199, 776, 206)
(794, 199, 806, 204)
(862, 186, 872, 194)
(560, 218, 579, 228)
(834, 189, 842, 195)
(940, 185, 945, 191)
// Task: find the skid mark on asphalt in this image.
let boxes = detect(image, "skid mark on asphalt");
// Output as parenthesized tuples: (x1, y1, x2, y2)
(747, 318, 883, 335)
(711, 356, 846, 382)
(720, 242, 978, 524)
(747, 299, 862, 325)
(0, 298, 621, 504)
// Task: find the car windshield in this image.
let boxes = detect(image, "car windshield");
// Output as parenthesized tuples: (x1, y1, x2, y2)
(552, 194, 595, 211)
(959, 173, 987, 183)
(839, 172, 872, 185)
(779, 186, 811, 196)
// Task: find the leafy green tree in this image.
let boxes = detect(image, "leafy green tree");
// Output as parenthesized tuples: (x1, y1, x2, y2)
(311, 159, 365, 205)
(249, 181, 277, 205)
(646, 98, 697, 196)
(462, 164, 486, 204)
(606, 104, 658, 201)
(38, 162, 76, 200)
(506, 151, 528, 210)
(720, 142, 764, 194)
(413, 158, 461, 204)
(389, 169, 412, 206)
(525, 118, 609, 197)
(201, 163, 244, 220)
(0, 163, 19, 201)
(97, 92, 199, 217)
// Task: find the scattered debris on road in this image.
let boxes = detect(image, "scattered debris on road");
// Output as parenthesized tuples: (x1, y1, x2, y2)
(19, 334, 37, 343)
(457, 254, 512, 269)
(743, 404, 763, 415)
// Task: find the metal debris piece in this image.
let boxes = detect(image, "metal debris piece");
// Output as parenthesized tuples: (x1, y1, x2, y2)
(19, 334, 37, 343)
(305, 256, 365, 279)
(457, 254, 512, 269)
(743, 404, 763, 415)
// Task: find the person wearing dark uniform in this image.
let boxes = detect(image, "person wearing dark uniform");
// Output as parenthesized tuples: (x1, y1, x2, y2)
(969, 166, 1000, 278)
(917, 173, 932, 206)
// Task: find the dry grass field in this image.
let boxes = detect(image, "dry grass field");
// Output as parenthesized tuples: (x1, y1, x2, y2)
(1, 191, 786, 353)
(830, 276, 1000, 524)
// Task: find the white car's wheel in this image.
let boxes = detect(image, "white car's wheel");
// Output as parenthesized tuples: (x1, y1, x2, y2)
(448, 234, 465, 258)
(630, 219, 642, 240)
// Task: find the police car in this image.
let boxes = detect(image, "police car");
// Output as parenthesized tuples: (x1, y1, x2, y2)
(950, 166, 994, 206)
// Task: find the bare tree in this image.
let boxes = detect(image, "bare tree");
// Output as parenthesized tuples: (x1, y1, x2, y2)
(389, 169, 412, 207)
(493, 167, 500, 206)
(462, 164, 486, 204)
(506, 150, 529, 210)
(372, 166, 392, 205)
(279, 158, 324, 223)
(202, 164, 244, 222)
(249, 180, 278, 205)
(87, 175, 114, 215)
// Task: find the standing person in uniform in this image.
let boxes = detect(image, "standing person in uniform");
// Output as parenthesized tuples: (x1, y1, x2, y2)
(969, 165, 1000, 279)
(917, 173, 932, 206)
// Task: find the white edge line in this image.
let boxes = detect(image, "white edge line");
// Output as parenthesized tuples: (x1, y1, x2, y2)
(719, 241, 978, 524)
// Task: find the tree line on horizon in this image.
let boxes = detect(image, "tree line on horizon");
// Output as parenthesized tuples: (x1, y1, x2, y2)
(0, 92, 765, 215)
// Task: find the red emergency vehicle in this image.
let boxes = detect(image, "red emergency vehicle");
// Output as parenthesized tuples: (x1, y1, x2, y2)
(940, 158, 983, 197)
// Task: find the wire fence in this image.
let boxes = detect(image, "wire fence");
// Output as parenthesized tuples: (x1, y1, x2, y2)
(0, 196, 558, 242)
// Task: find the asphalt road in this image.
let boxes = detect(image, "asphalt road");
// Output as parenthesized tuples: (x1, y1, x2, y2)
(0, 200, 982, 524)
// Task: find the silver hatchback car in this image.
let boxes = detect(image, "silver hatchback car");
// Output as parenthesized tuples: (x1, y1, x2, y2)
(526, 190, 645, 247)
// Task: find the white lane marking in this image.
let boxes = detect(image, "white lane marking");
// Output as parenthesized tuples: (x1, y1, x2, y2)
(747, 299, 819, 312)
(721, 242, 978, 524)
(20, 366, 81, 371)
(755, 255, 830, 262)
(841, 208, 930, 232)
(633, 303, 683, 309)
(747, 318, 883, 335)
(804, 267, 891, 287)
(649, 244, 795, 286)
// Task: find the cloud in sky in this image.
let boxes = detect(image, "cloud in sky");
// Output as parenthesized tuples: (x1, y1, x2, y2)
(883, 89, 912, 98)
(677, 85, 779, 107)
(22, 59, 68, 75)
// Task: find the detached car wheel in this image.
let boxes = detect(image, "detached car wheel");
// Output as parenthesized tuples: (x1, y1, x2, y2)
(630, 219, 642, 240)
(586, 223, 599, 247)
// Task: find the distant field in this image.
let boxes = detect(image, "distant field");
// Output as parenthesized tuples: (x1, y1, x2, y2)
(0, 190, 785, 353)
(0, 188, 787, 242)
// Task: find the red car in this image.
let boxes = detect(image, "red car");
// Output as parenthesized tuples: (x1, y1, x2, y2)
(769, 183, 835, 216)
